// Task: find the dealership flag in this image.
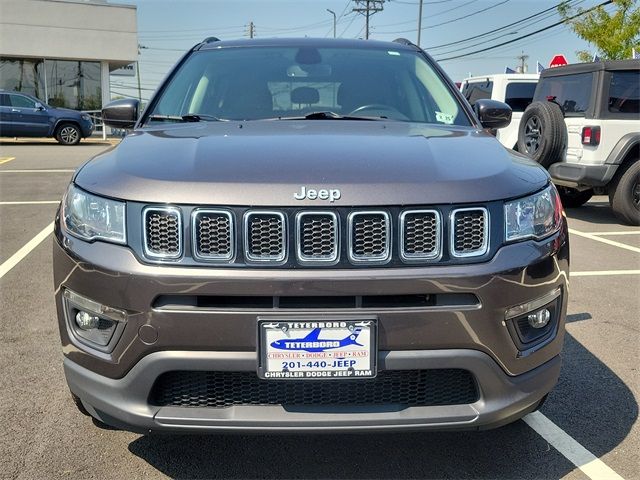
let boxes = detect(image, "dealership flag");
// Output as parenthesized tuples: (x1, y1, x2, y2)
(505, 66, 516, 73)
(536, 61, 545, 73)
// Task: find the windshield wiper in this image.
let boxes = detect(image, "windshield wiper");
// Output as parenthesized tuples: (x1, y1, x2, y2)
(275, 111, 389, 121)
(147, 113, 226, 122)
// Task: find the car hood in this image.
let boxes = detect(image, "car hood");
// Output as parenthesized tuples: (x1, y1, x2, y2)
(51, 107, 83, 117)
(75, 121, 548, 206)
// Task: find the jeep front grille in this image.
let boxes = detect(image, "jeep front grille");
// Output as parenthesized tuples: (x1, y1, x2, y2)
(143, 207, 182, 259)
(296, 212, 338, 263)
(192, 210, 234, 261)
(400, 210, 441, 261)
(244, 211, 286, 263)
(348, 211, 391, 264)
(451, 208, 489, 257)
(140, 206, 491, 265)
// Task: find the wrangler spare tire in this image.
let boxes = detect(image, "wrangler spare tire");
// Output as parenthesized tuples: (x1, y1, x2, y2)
(517, 101, 567, 168)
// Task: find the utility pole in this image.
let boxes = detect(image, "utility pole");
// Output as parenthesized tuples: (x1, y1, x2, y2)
(136, 44, 147, 104)
(352, 1, 384, 39)
(516, 51, 529, 73)
(247, 21, 255, 39)
(417, 0, 423, 47)
(327, 9, 337, 38)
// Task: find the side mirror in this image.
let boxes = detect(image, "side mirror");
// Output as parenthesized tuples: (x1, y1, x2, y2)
(34, 102, 45, 111)
(474, 99, 512, 130)
(102, 99, 139, 129)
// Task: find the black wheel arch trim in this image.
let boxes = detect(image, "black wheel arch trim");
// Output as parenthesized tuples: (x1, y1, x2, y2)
(605, 133, 640, 165)
(53, 119, 83, 137)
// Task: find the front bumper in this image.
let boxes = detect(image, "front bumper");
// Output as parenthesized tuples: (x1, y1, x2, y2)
(65, 349, 561, 433)
(54, 220, 569, 432)
(79, 120, 94, 138)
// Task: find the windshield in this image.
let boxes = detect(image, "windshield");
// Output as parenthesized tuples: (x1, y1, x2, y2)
(147, 46, 471, 126)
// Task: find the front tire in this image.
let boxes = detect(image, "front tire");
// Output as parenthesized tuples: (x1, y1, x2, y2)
(609, 160, 640, 226)
(558, 187, 593, 208)
(55, 123, 81, 145)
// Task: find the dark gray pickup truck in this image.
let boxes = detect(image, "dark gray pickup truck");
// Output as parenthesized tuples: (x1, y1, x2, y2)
(54, 37, 569, 433)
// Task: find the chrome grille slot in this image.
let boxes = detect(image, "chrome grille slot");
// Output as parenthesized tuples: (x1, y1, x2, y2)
(400, 210, 441, 261)
(143, 207, 182, 259)
(451, 208, 489, 257)
(296, 212, 338, 263)
(192, 210, 234, 261)
(244, 211, 286, 263)
(348, 211, 391, 264)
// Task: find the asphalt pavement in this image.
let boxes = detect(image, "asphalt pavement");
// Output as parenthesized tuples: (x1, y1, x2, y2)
(0, 140, 638, 480)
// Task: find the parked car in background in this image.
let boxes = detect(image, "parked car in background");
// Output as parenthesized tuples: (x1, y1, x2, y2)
(461, 73, 539, 150)
(517, 61, 639, 225)
(0, 90, 94, 145)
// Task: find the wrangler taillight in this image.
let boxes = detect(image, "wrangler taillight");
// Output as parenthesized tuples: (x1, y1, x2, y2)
(581, 126, 601, 146)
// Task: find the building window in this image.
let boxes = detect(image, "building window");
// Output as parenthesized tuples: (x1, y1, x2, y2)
(45, 60, 101, 110)
(0, 58, 46, 99)
(0, 57, 101, 110)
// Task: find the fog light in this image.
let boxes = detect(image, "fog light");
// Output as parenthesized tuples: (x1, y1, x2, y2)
(527, 309, 551, 329)
(75, 311, 100, 330)
(63, 288, 126, 350)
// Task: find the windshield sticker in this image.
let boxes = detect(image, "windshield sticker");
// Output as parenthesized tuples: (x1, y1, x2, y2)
(387, 51, 400, 56)
(435, 111, 454, 124)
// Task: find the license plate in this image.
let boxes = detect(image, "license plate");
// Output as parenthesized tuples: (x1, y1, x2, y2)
(258, 319, 377, 380)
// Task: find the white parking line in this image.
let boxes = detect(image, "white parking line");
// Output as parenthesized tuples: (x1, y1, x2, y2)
(0, 222, 54, 279)
(573, 270, 640, 277)
(569, 228, 640, 254)
(0, 201, 60, 205)
(524, 412, 624, 480)
(0, 169, 75, 173)
(589, 231, 640, 236)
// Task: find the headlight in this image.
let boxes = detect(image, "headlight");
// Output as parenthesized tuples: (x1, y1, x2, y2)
(504, 184, 563, 242)
(81, 113, 91, 121)
(62, 184, 126, 244)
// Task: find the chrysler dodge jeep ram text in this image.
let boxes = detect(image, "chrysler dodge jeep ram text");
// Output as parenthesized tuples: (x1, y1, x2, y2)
(54, 38, 569, 433)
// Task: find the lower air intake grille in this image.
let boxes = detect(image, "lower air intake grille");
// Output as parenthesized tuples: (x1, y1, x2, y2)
(245, 212, 286, 262)
(143, 207, 181, 259)
(451, 208, 488, 257)
(149, 369, 479, 408)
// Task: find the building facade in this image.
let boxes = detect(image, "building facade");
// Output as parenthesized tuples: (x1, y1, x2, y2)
(0, 0, 137, 110)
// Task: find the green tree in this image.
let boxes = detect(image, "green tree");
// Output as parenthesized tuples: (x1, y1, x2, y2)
(558, 0, 640, 61)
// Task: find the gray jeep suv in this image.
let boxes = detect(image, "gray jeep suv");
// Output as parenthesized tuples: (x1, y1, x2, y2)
(54, 38, 569, 433)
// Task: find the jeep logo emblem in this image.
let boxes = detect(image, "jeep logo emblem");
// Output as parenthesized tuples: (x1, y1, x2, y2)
(294, 186, 341, 202)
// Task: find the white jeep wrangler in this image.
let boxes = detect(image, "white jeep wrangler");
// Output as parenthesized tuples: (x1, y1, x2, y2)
(461, 73, 539, 151)
(517, 60, 639, 225)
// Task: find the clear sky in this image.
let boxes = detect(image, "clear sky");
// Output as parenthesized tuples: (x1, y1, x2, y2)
(110, 0, 611, 101)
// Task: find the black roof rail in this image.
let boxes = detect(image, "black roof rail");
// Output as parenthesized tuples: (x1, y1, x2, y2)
(202, 36, 221, 44)
(392, 38, 419, 49)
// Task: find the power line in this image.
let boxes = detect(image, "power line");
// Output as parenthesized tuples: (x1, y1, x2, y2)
(436, 0, 613, 62)
(428, 0, 581, 56)
(425, 0, 584, 50)
(375, 0, 477, 28)
(376, 0, 509, 34)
